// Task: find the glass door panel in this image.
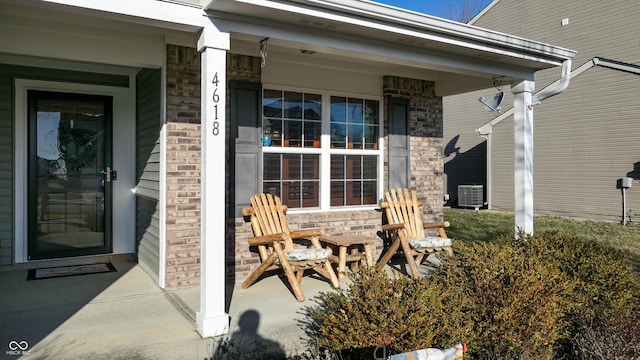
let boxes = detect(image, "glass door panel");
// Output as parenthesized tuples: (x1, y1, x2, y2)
(28, 91, 113, 260)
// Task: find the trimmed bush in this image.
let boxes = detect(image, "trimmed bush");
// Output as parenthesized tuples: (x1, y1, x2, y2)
(303, 231, 640, 360)
(302, 266, 472, 359)
(436, 237, 574, 359)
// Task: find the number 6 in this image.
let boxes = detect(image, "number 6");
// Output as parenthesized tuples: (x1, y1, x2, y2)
(213, 88, 219, 103)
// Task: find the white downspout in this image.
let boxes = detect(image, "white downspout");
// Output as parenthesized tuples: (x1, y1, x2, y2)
(480, 134, 492, 209)
(530, 59, 572, 107)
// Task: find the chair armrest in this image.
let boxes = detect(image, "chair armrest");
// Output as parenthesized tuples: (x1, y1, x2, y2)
(381, 223, 406, 232)
(242, 205, 289, 217)
(291, 229, 327, 249)
(247, 233, 287, 246)
(289, 228, 326, 239)
(422, 221, 450, 229)
(379, 200, 423, 208)
(423, 221, 450, 239)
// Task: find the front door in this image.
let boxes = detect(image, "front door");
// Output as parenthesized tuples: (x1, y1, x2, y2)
(28, 90, 113, 260)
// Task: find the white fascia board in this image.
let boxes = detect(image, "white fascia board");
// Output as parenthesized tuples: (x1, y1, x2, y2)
(41, 0, 208, 30)
(210, 0, 575, 66)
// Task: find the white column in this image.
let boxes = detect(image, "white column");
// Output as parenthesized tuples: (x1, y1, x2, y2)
(196, 23, 230, 338)
(512, 78, 535, 237)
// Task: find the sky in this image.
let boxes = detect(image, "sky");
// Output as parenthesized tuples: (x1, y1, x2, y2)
(374, 0, 492, 20)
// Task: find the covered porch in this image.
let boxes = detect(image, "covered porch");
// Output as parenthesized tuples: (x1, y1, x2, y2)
(0, 0, 575, 341)
(199, 0, 576, 336)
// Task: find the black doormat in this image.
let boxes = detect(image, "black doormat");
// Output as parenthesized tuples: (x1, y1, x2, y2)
(27, 263, 116, 280)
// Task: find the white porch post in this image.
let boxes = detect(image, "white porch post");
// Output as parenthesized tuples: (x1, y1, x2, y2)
(512, 78, 535, 237)
(196, 23, 230, 338)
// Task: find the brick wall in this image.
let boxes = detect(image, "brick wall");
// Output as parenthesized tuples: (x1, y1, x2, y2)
(383, 76, 444, 223)
(165, 45, 202, 287)
(230, 210, 384, 281)
(163, 51, 264, 287)
(161, 49, 444, 285)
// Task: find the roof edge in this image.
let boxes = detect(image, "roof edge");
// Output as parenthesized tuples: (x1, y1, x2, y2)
(207, 0, 576, 63)
(469, 0, 501, 25)
(294, 0, 576, 60)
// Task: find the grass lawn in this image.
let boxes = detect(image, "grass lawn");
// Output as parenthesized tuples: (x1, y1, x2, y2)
(444, 208, 640, 275)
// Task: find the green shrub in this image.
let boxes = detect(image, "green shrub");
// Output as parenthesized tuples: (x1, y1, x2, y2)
(438, 237, 574, 359)
(302, 266, 472, 359)
(303, 231, 640, 360)
(530, 231, 640, 317)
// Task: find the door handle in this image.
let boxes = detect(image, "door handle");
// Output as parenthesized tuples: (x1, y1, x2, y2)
(101, 167, 112, 183)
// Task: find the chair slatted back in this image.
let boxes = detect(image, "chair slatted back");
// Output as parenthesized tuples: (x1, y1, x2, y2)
(384, 188, 425, 239)
(249, 193, 294, 250)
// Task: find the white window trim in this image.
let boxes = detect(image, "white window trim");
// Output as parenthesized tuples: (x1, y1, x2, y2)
(13, 79, 136, 263)
(262, 85, 384, 213)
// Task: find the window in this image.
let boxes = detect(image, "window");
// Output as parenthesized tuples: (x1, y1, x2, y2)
(262, 88, 381, 210)
(263, 90, 321, 148)
(330, 96, 379, 150)
(330, 155, 378, 206)
(263, 153, 320, 208)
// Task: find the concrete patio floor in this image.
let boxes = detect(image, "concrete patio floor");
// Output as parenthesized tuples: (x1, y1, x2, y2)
(0, 257, 434, 359)
(0, 259, 347, 359)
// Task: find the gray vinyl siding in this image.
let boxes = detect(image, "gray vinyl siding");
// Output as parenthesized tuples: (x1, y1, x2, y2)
(442, 88, 505, 206)
(0, 71, 12, 265)
(532, 67, 640, 221)
(0, 63, 129, 266)
(473, 1, 639, 67)
(489, 105, 514, 212)
(135, 68, 161, 282)
(490, 67, 640, 221)
(452, 0, 640, 222)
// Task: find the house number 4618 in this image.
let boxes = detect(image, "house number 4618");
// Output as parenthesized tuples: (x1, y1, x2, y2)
(211, 73, 220, 136)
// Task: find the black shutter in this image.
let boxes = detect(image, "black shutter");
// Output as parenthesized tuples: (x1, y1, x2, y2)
(388, 97, 410, 190)
(230, 81, 262, 217)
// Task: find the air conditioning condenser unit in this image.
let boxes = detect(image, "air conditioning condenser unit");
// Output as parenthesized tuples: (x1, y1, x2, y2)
(458, 185, 483, 210)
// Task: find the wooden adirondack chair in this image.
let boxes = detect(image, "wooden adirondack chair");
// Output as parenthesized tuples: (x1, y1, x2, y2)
(241, 193, 339, 302)
(376, 188, 453, 279)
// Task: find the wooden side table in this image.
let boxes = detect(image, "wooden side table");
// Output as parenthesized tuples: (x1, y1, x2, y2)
(320, 235, 377, 281)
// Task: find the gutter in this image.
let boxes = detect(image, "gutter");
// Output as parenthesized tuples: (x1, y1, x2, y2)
(593, 57, 640, 74)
